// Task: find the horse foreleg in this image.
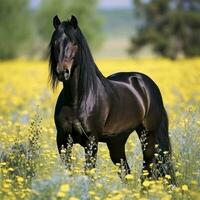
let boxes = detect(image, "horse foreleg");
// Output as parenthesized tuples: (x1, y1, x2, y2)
(84, 136, 98, 172)
(57, 132, 73, 169)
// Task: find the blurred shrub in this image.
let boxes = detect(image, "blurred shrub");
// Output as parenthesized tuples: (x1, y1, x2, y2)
(35, 0, 103, 58)
(130, 0, 200, 59)
(0, 0, 32, 59)
(0, 0, 103, 60)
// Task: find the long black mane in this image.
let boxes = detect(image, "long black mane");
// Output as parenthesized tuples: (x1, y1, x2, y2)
(49, 30, 59, 90)
(49, 20, 114, 101)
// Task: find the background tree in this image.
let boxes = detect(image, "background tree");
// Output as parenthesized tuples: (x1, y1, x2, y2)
(0, 0, 103, 59)
(130, 0, 200, 59)
(0, 0, 31, 59)
(35, 0, 103, 58)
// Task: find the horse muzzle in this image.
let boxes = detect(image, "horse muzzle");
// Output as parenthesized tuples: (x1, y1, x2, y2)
(64, 69, 70, 80)
(57, 68, 71, 81)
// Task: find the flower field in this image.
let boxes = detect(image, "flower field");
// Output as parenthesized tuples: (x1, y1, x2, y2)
(0, 58, 200, 200)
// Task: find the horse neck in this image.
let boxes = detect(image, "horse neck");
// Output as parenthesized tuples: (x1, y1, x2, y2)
(62, 63, 102, 105)
(63, 65, 79, 108)
(63, 39, 110, 108)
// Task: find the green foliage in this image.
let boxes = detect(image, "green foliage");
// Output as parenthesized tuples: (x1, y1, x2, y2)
(35, 0, 103, 55)
(0, 111, 42, 186)
(0, 0, 31, 59)
(131, 0, 200, 59)
(0, 0, 103, 59)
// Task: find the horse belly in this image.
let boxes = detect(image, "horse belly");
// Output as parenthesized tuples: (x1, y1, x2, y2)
(103, 93, 144, 134)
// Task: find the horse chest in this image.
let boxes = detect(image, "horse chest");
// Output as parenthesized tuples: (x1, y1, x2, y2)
(56, 105, 92, 137)
(56, 106, 77, 131)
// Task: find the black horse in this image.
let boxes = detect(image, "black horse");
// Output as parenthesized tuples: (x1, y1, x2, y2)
(49, 15, 175, 184)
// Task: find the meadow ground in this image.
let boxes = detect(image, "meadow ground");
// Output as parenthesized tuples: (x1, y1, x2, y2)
(0, 58, 200, 200)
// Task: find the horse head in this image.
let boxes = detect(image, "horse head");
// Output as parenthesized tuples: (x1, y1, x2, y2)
(49, 15, 79, 87)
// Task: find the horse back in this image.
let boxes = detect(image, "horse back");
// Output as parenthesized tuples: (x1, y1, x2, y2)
(103, 72, 164, 134)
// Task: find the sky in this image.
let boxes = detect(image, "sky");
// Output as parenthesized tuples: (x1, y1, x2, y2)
(98, 0, 132, 9)
(30, 0, 133, 9)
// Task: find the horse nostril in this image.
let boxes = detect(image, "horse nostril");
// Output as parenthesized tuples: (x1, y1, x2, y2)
(64, 68, 69, 74)
(64, 69, 70, 80)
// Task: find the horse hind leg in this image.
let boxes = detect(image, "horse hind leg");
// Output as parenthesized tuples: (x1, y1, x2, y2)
(153, 109, 176, 185)
(136, 110, 176, 185)
(136, 125, 156, 180)
(106, 135, 131, 180)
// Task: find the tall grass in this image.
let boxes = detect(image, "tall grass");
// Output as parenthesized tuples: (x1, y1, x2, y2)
(0, 59, 200, 199)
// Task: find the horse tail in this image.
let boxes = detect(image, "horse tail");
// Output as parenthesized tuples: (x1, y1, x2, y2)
(155, 108, 171, 153)
(155, 108, 176, 185)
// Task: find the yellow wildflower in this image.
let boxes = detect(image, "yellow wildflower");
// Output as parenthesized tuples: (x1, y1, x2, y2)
(16, 176, 24, 183)
(142, 180, 150, 187)
(165, 175, 171, 179)
(175, 171, 182, 177)
(161, 194, 172, 200)
(125, 174, 134, 181)
(57, 184, 70, 198)
(69, 197, 79, 200)
(57, 191, 66, 198)
(3, 182, 10, 189)
(182, 184, 189, 191)
(142, 170, 149, 176)
(89, 191, 95, 196)
(0, 162, 7, 166)
(60, 184, 70, 192)
(97, 183, 103, 189)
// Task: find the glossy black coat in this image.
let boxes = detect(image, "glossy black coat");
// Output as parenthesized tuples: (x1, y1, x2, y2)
(49, 15, 176, 184)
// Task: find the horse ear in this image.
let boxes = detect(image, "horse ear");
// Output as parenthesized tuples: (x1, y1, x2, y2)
(70, 15, 78, 29)
(53, 15, 61, 29)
